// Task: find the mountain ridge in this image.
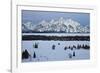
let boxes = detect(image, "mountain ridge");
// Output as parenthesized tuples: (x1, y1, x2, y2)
(22, 17, 90, 33)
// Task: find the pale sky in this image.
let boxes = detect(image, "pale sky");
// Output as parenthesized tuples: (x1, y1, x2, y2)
(22, 10, 90, 26)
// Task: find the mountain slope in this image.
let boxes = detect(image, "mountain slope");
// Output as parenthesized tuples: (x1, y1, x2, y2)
(22, 17, 90, 33)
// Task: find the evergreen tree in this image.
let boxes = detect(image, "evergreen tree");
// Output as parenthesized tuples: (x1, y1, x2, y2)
(34, 43, 38, 48)
(22, 49, 30, 59)
(33, 52, 36, 58)
(73, 51, 75, 56)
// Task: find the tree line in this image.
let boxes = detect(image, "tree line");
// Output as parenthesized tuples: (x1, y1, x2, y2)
(22, 35, 90, 41)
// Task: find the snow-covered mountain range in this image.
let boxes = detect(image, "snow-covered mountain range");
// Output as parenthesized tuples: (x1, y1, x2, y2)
(22, 17, 90, 33)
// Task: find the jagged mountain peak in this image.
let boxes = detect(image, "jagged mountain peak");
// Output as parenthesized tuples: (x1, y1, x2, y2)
(22, 17, 90, 33)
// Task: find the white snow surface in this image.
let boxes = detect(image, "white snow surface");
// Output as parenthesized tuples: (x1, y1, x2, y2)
(22, 41, 90, 62)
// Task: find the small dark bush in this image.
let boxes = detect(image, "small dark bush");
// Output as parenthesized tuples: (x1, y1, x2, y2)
(64, 46, 67, 50)
(71, 47, 73, 50)
(52, 45, 55, 50)
(73, 45, 76, 49)
(68, 53, 72, 58)
(58, 43, 60, 45)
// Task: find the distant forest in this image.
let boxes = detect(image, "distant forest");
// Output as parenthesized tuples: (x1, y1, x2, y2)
(22, 31, 90, 33)
(22, 35, 90, 41)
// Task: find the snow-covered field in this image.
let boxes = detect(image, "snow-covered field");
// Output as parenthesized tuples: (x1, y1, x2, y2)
(22, 40, 90, 62)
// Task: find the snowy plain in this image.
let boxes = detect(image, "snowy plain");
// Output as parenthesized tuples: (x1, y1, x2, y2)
(22, 40, 90, 62)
